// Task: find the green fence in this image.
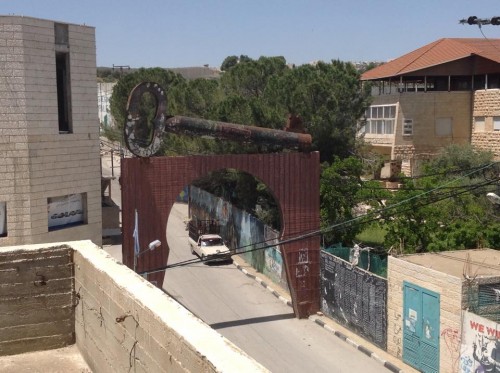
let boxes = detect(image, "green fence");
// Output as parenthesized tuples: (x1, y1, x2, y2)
(322, 244, 388, 278)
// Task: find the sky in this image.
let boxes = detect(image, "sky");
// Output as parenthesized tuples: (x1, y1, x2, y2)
(3, 1, 500, 69)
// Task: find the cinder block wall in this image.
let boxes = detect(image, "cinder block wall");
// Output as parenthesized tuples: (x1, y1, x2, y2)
(71, 241, 267, 373)
(387, 256, 462, 373)
(0, 245, 75, 356)
(0, 16, 101, 247)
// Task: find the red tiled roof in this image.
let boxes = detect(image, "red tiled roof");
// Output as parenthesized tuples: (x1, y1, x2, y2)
(361, 38, 500, 80)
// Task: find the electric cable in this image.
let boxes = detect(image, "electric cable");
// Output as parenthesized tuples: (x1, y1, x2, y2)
(147, 171, 499, 273)
(140, 164, 500, 275)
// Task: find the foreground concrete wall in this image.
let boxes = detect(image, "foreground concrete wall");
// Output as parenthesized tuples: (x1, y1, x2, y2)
(0, 241, 267, 372)
(0, 245, 75, 356)
(71, 241, 267, 373)
(388, 256, 462, 373)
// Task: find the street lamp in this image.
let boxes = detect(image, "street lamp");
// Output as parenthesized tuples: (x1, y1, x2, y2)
(134, 239, 161, 272)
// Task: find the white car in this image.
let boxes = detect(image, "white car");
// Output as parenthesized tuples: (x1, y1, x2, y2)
(189, 234, 231, 262)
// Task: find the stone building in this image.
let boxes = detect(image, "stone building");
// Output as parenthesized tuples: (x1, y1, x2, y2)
(0, 16, 101, 246)
(388, 249, 500, 373)
(361, 38, 500, 176)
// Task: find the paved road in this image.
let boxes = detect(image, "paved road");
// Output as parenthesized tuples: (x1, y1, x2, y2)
(164, 203, 389, 373)
(101, 151, 390, 372)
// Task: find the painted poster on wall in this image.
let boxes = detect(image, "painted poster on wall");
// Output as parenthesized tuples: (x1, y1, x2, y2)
(48, 194, 84, 229)
(0, 201, 6, 236)
(460, 311, 500, 373)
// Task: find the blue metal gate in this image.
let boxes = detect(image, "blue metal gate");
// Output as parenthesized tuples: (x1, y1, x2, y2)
(403, 281, 440, 373)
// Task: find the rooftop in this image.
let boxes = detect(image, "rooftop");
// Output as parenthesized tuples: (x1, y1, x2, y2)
(399, 248, 500, 278)
(361, 38, 500, 80)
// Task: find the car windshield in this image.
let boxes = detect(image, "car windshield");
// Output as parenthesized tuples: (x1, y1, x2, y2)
(201, 238, 224, 247)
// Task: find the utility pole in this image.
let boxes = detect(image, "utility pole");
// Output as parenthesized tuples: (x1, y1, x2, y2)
(112, 64, 130, 76)
(459, 16, 500, 26)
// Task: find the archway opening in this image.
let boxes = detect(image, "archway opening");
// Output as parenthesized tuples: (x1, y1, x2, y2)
(121, 152, 321, 318)
(164, 168, 286, 288)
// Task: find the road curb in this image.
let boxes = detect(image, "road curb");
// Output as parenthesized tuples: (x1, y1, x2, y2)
(309, 316, 404, 373)
(235, 263, 293, 307)
(233, 261, 407, 373)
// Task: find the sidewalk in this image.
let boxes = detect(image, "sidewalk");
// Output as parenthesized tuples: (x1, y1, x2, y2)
(231, 255, 419, 373)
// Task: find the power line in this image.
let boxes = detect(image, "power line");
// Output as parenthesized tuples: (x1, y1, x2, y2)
(398, 162, 500, 180)
(458, 16, 500, 54)
(140, 163, 500, 275)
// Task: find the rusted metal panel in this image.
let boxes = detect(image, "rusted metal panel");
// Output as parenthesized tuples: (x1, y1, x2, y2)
(121, 152, 321, 318)
(165, 116, 312, 151)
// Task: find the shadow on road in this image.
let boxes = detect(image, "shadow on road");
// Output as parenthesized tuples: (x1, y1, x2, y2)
(210, 313, 296, 330)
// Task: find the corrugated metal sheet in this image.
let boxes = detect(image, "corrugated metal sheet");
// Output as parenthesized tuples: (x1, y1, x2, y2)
(121, 152, 321, 318)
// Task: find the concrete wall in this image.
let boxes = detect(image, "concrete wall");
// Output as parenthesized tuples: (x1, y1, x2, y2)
(365, 91, 472, 175)
(0, 241, 267, 372)
(0, 245, 75, 356)
(0, 16, 101, 247)
(387, 256, 463, 373)
(97, 82, 116, 128)
(70, 241, 267, 373)
(395, 92, 471, 150)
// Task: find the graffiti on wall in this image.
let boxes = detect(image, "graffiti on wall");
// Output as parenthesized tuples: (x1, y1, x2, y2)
(263, 226, 285, 287)
(460, 311, 500, 373)
(320, 251, 387, 350)
(296, 248, 310, 290)
(189, 186, 287, 287)
(442, 327, 461, 372)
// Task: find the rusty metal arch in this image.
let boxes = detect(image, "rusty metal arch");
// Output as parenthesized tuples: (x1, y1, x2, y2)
(121, 152, 321, 318)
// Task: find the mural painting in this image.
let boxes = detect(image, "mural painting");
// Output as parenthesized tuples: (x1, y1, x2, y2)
(461, 311, 500, 373)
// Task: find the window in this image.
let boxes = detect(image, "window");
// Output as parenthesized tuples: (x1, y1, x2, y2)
(475, 116, 485, 132)
(48, 193, 87, 231)
(56, 52, 72, 133)
(364, 105, 396, 134)
(494, 117, 500, 131)
(435, 117, 452, 137)
(55, 23, 72, 134)
(403, 119, 413, 136)
(0, 202, 6, 237)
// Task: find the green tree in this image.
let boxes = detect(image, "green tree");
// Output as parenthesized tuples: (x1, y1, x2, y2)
(192, 169, 280, 230)
(320, 156, 364, 245)
(264, 60, 371, 162)
(220, 56, 287, 101)
(381, 144, 500, 253)
(220, 55, 238, 71)
(168, 78, 222, 119)
(109, 67, 185, 136)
